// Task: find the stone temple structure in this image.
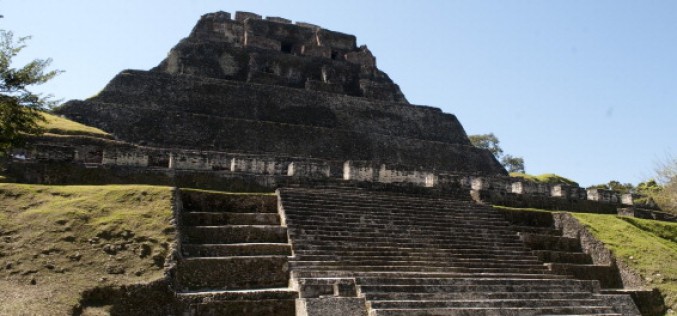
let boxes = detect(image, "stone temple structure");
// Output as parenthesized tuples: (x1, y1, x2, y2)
(55, 11, 505, 176)
(8, 10, 669, 316)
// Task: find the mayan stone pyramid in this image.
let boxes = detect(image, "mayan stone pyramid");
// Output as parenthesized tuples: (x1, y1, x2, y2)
(55, 11, 505, 176)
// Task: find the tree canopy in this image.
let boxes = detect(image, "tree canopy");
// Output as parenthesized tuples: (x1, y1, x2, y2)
(0, 29, 60, 155)
(469, 133, 525, 173)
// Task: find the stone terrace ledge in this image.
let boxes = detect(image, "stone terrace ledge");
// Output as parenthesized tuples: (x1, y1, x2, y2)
(12, 141, 674, 222)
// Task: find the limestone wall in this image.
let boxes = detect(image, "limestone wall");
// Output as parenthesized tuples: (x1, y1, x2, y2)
(17, 135, 672, 221)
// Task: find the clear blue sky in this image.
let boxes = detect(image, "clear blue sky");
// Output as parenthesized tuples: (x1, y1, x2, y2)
(2, 0, 676, 187)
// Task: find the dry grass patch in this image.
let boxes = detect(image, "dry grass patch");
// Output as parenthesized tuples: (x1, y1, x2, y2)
(0, 184, 175, 315)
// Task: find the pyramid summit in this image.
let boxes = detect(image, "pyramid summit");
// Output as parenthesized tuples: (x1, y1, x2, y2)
(54, 10, 506, 176)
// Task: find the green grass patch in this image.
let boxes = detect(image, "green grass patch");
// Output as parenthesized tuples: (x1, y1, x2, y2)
(617, 216, 677, 244)
(571, 213, 677, 311)
(0, 184, 175, 315)
(510, 172, 578, 186)
(493, 205, 559, 213)
(39, 112, 110, 137)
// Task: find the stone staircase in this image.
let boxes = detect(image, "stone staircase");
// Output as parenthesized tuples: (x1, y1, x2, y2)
(279, 187, 640, 316)
(500, 208, 663, 316)
(173, 189, 297, 315)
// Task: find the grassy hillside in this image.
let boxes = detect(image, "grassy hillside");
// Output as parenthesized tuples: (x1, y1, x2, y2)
(39, 112, 110, 137)
(510, 172, 579, 186)
(573, 213, 677, 311)
(0, 184, 175, 315)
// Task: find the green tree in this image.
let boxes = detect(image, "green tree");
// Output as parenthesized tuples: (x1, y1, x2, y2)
(469, 133, 525, 172)
(501, 154, 525, 173)
(0, 29, 60, 155)
(590, 180, 635, 194)
(468, 133, 503, 158)
(648, 155, 677, 214)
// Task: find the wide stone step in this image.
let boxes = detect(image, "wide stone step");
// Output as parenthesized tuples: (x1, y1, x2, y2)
(292, 247, 535, 257)
(288, 232, 522, 245)
(284, 212, 505, 227)
(290, 260, 544, 270)
(288, 235, 526, 247)
(282, 200, 497, 216)
(189, 299, 295, 316)
(510, 225, 562, 235)
(181, 190, 277, 213)
(547, 263, 624, 288)
(175, 256, 289, 291)
(292, 271, 570, 280)
(362, 291, 594, 301)
(281, 199, 492, 215)
(289, 265, 549, 274)
(282, 203, 503, 219)
(285, 216, 511, 230)
(182, 225, 287, 244)
(354, 277, 597, 289)
(177, 288, 298, 303)
(293, 254, 541, 263)
(369, 306, 620, 316)
(358, 285, 596, 296)
(367, 298, 608, 309)
(287, 220, 519, 239)
(279, 189, 475, 206)
(182, 212, 280, 226)
(182, 243, 292, 257)
(285, 218, 515, 233)
(294, 246, 533, 260)
(533, 250, 593, 264)
(520, 233, 582, 252)
(280, 191, 476, 207)
(292, 241, 528, 252)
(283, 209, 508, 224)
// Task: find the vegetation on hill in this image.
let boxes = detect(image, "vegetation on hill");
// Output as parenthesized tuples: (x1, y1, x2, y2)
(509, 172, 579, 186)
(469, 133, 525, 173)
(1, 29, 61, 155)
(39, 112, 109, 137)
(574, 213, 677, 311)
(0, 184, 175, 315)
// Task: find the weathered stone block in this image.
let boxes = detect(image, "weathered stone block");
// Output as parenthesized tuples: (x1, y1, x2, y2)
(302, 44, 331, 58)
(175, 256, 289, 291)
(266, 16, 291, 24)
(212, 20, 244, 44)
(305, 79, 344, 94)
(316, 29, 356, 51)
(296, 298, 367, 316)
(296, 22, 320, 29)
(377, 164, 434, 187)
(343, 160, 375, 181)
(231, 157, 278, 175)
(245, 34, 281, 50)
(287, 161, 330, 178)
(345, 49, 375, 68)
(551, 184, 571, 198)
(235, 11, 261, 22)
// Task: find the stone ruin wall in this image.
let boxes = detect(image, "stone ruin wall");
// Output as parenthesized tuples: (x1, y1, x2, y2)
(14, 138, 673, 222)
(154, 10, 407, 103)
